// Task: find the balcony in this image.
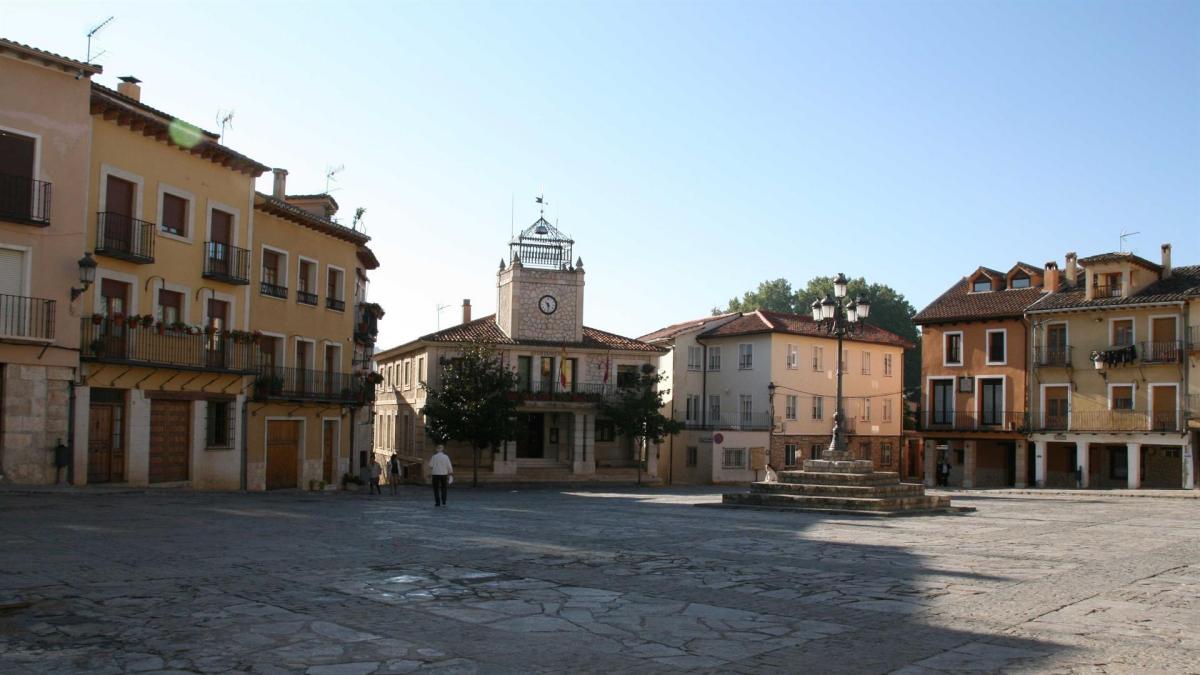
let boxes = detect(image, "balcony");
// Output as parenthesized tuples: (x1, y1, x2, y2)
(1188, 326, 1200, 353)
(95, 212, 155, 263)
(297, 290, 318, 306)
(326, 297, 345, 311)
(260, 282, 288, 299)
(202, 242, 251, 285)
(1034, 345, 1072, 367)
(253, 367, 364, 403)
(1030, 409, 1185, 433)
(0, 294, 55, 341)
(922, 410, 1027, 433)
(678, 411, 774, 431)
(0, 173, 51, 226)
(1140, 341, 1182, 364)
(511, 380, 623, 403)
(354, 302, 382, 345)
(1091, 283, 1123, 299)
(81, 317, 259, 373)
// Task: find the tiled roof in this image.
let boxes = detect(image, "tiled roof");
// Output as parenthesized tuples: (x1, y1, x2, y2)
(1077, 251, 1161, 272)
(1011, 262, 1041, 275)
(0, 37, 102, 75)
(1028, 265, 1200, 313)
(417, 314, 662, 352)
(638, 313, 739, 343)
(357, 245, 380, 270)
(914, 278, 1046, 324)
(254, 193, 370, 245)
(973, 266, 1005, 280)
(699, 310, 914, 349)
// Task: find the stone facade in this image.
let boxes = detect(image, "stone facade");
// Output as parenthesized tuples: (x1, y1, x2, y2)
(1, 365, 74, 484)
(497, 263, 584, 343)
(770, 433, 903, 473)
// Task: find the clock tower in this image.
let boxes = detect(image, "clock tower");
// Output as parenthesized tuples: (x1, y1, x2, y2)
(496, 214, 585, 343)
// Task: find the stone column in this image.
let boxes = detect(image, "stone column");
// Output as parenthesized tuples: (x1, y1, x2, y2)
(1126, 442, 1141, 489)
(71, 385, 90, 486)
(572, 413, 595, 475)
(1076, 441, 1090, 488)
(923, 439, 937, 487)
(1034, 440, 1047, 488)
(1014, 440, 1028, 488)
(962, 440, 977, 488)
(1182, 438, 1194, 490)
(127, 390, 151, 486)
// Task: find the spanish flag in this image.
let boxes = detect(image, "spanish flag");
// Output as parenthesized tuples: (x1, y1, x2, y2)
(559, 346, 569, 389)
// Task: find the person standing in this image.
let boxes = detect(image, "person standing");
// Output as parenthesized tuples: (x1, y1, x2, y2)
(428, 445, 453, 507)
(388, 453, 401, 495)
(369, 457, 383, 495)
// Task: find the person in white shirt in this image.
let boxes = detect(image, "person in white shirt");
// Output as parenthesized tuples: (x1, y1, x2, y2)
(428, 445, 454, 507)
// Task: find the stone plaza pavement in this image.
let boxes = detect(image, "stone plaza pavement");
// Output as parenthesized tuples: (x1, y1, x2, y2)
(0, 487, 1197, 674)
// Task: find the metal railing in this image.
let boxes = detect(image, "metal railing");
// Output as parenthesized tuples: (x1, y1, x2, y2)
(512, 380, 625, 402)
(326, 297, 345, 311)
(260, 281, 288, 299)
(253, 367, 364, 403)
(0, 294, 55, 340)
(95, 211, 155, 263)
(922, 410, 1027, 432)
(0, 173, 51, 225)
(202, 242, 251, 285)
(1034, 345, 1072, 367)
(1187, 326, 1200, 351)
(297, 290, 318, 306)
(1140, 341, 1182, 364)
(1091, 283, 1123, 299)
(678, 411, 774, 431)
(1186, 394, 1199, 416)
(1030, 409, 1185, 433)
(80, 317, 259, 372)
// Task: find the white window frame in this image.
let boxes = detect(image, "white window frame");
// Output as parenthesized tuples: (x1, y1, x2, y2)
(403, 359, 412, 388)
(785, 394, 797, 421)
(721, 447, 747, 470)
(927, 376, 956, 427)
(739, 394, 753, 425)
(1146, 382, 1179, 431)
(0, 242, 33, 298)
(862, 397, 871, 421)
(153, 280, 192, 325)
(257, 329, 286, 370)
(1148, 314, 1179, 344)
(861, 350, 871, 375)
(811, 345, 823, 371)
(707, 346, 721, 371)
(975, 375, 1006, 427)
(1106, 382, 1135, 410)
(98, 163, 145, 220)
(294, 337, 317, 372)
(0, 124, 42, 183)
(687, 345, 702, 371)
(260, 244, 289, 299)
(205, 199, 241, 247)
(296, 255, 319, 302)
(91, 267, 141, 316)
(1108, 316, 1136, 347)
(784, 443, 797, 468)
(985, 328, 1007, 366)
(1039, 383, 1072, 431)
(686, 394, 701, 422)
(708, 394, 721, 422)
(326, 264, 346, 309)
(883, 397, 893, 422)
(943, 331, 964, 367)
(738, 343, 753, 370)
(811, 395, 824, 420)
(202, 289, 237, 330)
(883, 353, 893, 377)
(786, 343, 798, 369)
(323, 341, 343, 374)
(155, 183, 196, 244)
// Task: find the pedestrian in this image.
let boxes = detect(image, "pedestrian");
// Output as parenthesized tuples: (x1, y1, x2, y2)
(369, 457, 383, 495)
(388, 453, 401, 496)
(763, 462, 779, 483)
(428, 445, 453, 507)
(937, 457, 951, 487)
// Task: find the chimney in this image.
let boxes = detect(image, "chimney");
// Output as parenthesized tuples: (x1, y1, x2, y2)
(117, 75, 142, 102)
(271, 168, 288, 199)
(1064, 252, 1077, 287)
(462, 299, 472, 324)
(1161, 243, 1172, 279)
(1044, 261, 1060, 293)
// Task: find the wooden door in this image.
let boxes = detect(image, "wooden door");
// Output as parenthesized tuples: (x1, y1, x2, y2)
(149, 399, 190, 483)
(87, 405, 115, 483)
(0, 130, 35, 218)
(1150, 317, 1177, 361)
(104, 175, 135, 248)
(323, 420, 337, 483)
(1151, 386, 1176, 431)
(209, 209, 233, 274)
(206, 299, 229, 367)
(266, 420, 301, 490)
(1045, 386, 1069, 430)
(98, 279, 130, 358)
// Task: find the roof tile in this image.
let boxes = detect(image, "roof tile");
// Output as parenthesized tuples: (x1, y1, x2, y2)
(419, 314, 662, 352)
(700, 310, 914, 349)
(1028, 265, 1200, 312)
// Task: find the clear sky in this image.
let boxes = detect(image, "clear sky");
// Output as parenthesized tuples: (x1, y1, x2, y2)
(6, 1, 1198, 348)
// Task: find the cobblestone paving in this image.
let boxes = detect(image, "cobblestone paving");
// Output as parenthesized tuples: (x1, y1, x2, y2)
(0, 487, 1197, 673)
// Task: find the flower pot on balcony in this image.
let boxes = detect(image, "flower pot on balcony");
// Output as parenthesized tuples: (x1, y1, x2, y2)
(91, 315, 103, 326)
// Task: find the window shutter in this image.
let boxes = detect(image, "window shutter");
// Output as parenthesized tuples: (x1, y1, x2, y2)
(0, 248, 26, 296)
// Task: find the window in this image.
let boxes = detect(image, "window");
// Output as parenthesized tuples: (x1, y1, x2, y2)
(1010, 275, 1031, 289)
(811, 346, 823, 371)
(517, 355, 532, 391)
(859, 442, 872, 461)
(205, 401, 233, 448)
(811, 396, 824, 420)
(596, 420, 615, 442)
(1110, 384, 1133, 411)
(206, 299, 228, 352)
(986, 330, 1006, 365)
(738, 343, 753, 370)
(259, 335, 280, 373)
(722, 447, 747, 469)
(708, 347, 721, 371)
(861, 351, 871, 375)
(686, 446, 698, 467)
(298, 259, 317, 304)
(980, 378, 1003, 425)
(708, 394, 721, 422)
(687, 345, 702, 371)
(417, 357, 425, 385)
(861, 397, 871, 421)
(880, 443, 893, 466)
(156, 289, 183, 325)
(784, 443, 798, 468)
(810, 444, 823, 460)
(972, 279, 992, 292)
(403, 360, 411, 387)
(1096, 272, 1122, 298)
(932, 379, 954, 425)
(883, 353, 893, 376)
(685, 394, 701, 422)
(883, 398, 893, 422)
(944, 332, 963, 366)
(0, 130, 39, 222)
(1111, 319, 1134, 347)
(261, 249, 286, 297)
(785, 395, 797, 420)
(616, 365, 638, 388)
(161, 193, 188, 236)
(326, 267, 345, 309)
(786, 344, 799, 369)
(739, 394, 753, 426)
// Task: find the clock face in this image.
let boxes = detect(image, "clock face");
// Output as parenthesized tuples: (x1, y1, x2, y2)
(538, 295, 557, 315)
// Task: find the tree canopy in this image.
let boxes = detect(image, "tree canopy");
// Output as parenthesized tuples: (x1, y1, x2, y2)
(599, 364, 684, 484)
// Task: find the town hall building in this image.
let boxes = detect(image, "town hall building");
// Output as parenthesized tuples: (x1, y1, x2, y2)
(372, 214, 663, 481)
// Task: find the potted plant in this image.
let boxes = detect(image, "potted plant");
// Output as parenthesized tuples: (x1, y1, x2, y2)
(89, 338, 106, 357)
(140, 314, 154, 328)
(91, 315, 103, 326)
(112, 313, 125, 327)
(365, 371, 384, 386)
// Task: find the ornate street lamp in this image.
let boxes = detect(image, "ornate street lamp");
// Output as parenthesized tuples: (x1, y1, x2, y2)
(812, 272, 871, 461)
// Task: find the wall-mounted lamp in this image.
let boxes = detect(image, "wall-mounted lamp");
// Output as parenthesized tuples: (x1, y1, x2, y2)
(70, 253, 97, 301)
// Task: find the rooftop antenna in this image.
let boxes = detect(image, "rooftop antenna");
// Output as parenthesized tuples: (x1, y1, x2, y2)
(1119, 228, 1140, 253)
(86, 16, 114, 64)
(215, 109, 234, 144)
(436, 303, 451, 330)
(324, 164, 345, 193)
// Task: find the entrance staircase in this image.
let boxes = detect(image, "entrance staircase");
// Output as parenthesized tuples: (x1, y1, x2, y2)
(722, 463, 967, 516)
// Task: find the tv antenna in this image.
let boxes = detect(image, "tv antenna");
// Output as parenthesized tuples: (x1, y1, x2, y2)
(436, 303, 451, 330)
(324, 164, 345, 193)
(86, 16, 114, 64)
(1119, 228, 1140, 253)
(215, 110, 234, 143)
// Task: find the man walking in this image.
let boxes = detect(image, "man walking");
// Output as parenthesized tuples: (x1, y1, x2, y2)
(369, 457, 383, 495)
(429, 445, 453, 507)
(388, 453, 401, 495)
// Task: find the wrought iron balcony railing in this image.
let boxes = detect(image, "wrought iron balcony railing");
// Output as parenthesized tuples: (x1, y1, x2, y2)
(922, 410, 1027, 433)
(95, 211, 155, 263)
(202, 242, 251, 285)
(1091, 283, 1123, 299)
(511, 380, 624, 402)
(326, 297, 345, 311)
(1187, 326, 1200, 352)
(1140, 341, 1182, 364)
(297, 290, 318, 306)
(677, 411, 775, 431)
(81, 317, 259, 373)
(260, 281, 288, 299)
(1034, 345, 1072, 367)
(0, 294, 55, 341)
(0, 173, 51, 226)
(253, 367, 365, 403)
(1030, 409, 1185, 433)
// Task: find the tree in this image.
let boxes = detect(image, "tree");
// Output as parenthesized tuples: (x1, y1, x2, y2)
(599, 364, 684, 484)
(421, 345, 519, 487)
(713, 278, 802, 315)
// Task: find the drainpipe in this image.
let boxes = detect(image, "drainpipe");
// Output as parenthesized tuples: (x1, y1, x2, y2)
(239, 396, 248, 491)
(66, 379, 76, 485)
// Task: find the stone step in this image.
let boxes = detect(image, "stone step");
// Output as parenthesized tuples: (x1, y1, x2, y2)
(752, 482, 927, 498)
(777, 471, 903, 487)
(723, 492, 951, 512)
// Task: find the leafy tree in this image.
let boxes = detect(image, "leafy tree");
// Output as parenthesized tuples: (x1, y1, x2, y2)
(713, 278, 801, 314)
(599, 364, 684, 484)
(421, 345, 519, 486)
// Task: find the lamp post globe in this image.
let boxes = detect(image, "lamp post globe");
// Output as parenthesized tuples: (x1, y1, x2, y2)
(833, 272, 848, 299)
